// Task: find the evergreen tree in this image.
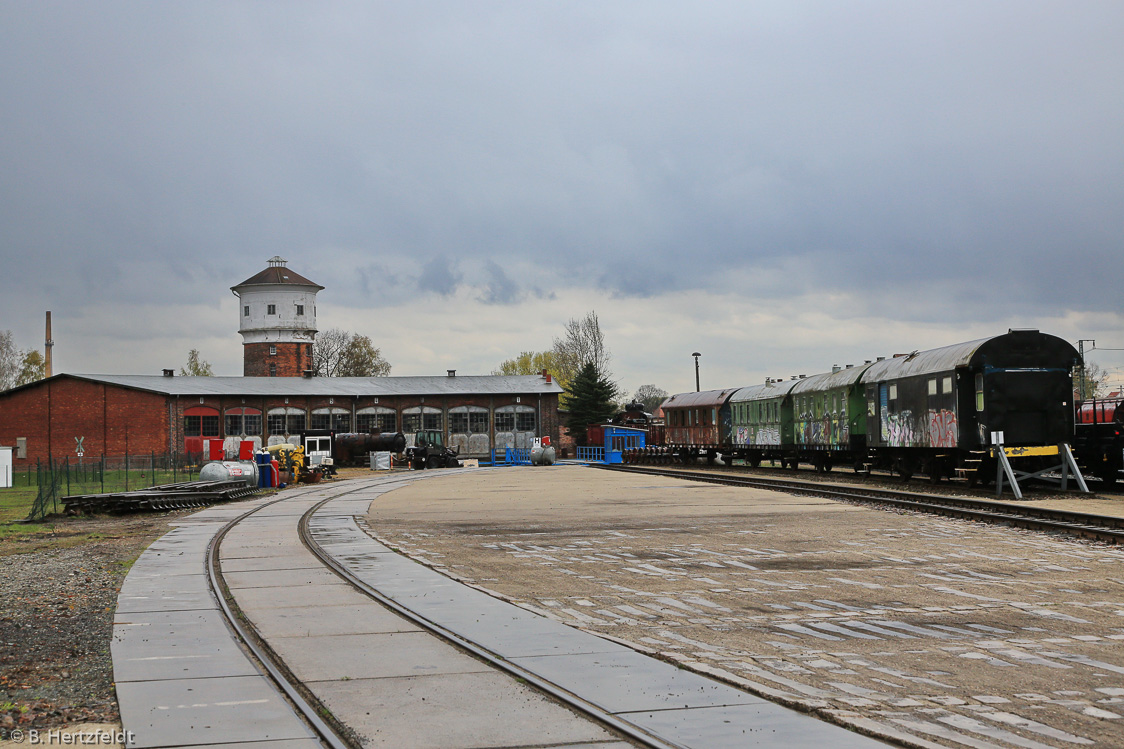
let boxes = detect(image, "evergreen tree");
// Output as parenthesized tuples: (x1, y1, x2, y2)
(565, 362, 619, 444)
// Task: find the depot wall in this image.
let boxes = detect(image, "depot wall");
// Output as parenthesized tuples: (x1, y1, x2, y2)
(0, 379, 169, 462)
(0, 376, 564, 464)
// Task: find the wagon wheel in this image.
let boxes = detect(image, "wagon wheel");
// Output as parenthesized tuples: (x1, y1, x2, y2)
(895, 456, 915, 482)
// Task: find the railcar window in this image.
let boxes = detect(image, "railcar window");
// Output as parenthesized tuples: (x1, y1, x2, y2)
(942, 376, 953, 394)
(889, 384, 898, 401)
(975, 373, 985, 411)
(928, 379, 937, 396)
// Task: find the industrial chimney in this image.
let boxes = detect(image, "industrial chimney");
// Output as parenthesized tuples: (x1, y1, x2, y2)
(45, 311, 53, 378)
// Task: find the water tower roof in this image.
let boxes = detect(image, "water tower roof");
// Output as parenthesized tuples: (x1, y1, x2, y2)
(232, 257, 324, 291)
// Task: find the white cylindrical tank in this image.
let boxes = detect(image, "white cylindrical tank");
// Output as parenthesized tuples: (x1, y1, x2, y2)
(199, 460, 259, 488)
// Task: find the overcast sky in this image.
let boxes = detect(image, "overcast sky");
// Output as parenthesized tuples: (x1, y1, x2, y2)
(2, 1, 1122, 396)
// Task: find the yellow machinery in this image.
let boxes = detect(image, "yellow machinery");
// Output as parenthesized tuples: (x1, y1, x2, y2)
(265, 443, 307, 483)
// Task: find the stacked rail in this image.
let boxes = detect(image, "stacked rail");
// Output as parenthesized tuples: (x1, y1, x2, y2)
(63, 480, 259, 514)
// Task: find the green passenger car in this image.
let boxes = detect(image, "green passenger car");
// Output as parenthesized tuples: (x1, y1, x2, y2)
(789, 364, 873, 461)
(729, 379, 797, 465)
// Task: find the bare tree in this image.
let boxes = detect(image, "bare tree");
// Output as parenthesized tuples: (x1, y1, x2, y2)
(337, 334, 391, 377)
(633, 384, 668, 412)
(0, 331, 18, 390)
(180, 349, 214, 376)
(1077, 361, 1111, 400)
(551, 311, 611, 386)
(314, 329, 391, 377)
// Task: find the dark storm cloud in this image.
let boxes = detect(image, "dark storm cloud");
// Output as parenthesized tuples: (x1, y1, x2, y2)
(417, 256, 462, 297)
(1, 0, 1122, 350)
(478, 260, 520, 305)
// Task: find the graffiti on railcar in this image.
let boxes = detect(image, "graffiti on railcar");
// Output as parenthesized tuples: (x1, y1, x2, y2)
(753, 426, 781, 445)
(798, 415, 849, 446)
(928, 409, 958, 448)
(882, 410, 916, 447)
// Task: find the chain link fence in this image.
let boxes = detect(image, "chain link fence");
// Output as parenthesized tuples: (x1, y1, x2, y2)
(26, 453, 202, 521)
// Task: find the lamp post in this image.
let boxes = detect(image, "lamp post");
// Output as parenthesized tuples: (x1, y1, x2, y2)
(692, 352, 701, 392)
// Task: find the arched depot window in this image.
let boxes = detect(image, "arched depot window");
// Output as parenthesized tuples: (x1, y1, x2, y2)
(185, 406, 220, 437)
(495, 405, 536, 433)
(311, 407, 351, 432)
(268, 407, 306, 435)
(224, 407, 262, 437)
(449, 406, 489, 434)
(449, 405, 491, 455)
(356, 406, 396, 433)
(402, 406, 442, 434)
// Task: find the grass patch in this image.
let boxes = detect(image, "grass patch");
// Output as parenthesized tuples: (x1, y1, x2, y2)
(0, 486, 39, 523)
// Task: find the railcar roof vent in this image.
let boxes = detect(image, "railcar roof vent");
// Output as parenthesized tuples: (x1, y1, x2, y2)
(163, 369, 174, 377)
(1008, 328, 1039, 334)
(846, 364, 854, 369)
(832, 365, 841, 374)
(877, 356, 885, 361)
(447, 369, 456, 377)
(865, 360, 872, 364)
(799, 374, 806, 379)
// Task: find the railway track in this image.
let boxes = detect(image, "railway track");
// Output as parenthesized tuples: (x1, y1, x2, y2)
(202, 479, 677, 749)
(596, 463, 1124, 544)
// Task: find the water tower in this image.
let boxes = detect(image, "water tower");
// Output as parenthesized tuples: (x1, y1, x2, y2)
(231, 256, 324, 377)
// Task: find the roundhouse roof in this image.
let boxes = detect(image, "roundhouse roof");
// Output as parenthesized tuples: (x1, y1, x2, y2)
(8, 373, 562, 399)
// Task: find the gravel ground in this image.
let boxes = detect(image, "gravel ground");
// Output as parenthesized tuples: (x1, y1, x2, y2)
(0, 513, 189, 739)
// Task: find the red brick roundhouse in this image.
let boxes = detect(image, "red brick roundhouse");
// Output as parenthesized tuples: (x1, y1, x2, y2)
(0, 371, 564, 464)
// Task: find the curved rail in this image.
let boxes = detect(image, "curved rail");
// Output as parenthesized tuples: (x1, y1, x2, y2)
(205, 490, 356, 749)
(295, 492, 676, 749)
(597, 464, 1124, 544)
(203, 478, 672, 749)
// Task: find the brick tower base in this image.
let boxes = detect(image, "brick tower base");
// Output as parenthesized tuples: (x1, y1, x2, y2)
(244, 342, 313, 377)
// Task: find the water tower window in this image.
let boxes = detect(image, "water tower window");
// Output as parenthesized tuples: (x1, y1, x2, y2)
(269, 363, 277, 377)
(267, 304, 276, 315)
(243, 305, 249, 316)
(269, 346, 277, 356)
(296, 304, 304, 316)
